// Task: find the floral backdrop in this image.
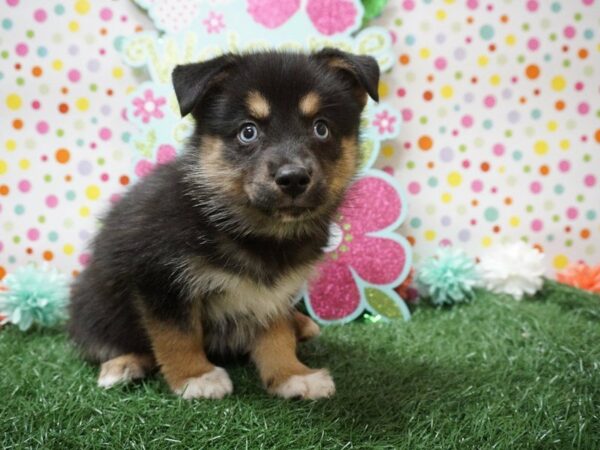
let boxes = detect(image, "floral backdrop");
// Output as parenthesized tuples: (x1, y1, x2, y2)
(117, 0, 410, 323)
(1, 0, 599, 287)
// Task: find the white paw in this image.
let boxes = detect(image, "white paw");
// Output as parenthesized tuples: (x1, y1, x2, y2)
(175, 367, 233, 400)
(273, 369, 335, 400)
(98, 361, 146, 389)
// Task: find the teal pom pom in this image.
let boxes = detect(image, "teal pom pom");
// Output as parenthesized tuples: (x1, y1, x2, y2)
(416, 248, 479, 306)
(0, 265, 69, 331)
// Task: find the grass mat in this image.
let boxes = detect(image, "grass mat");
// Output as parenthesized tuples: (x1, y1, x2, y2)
(1, 281, 599, 449)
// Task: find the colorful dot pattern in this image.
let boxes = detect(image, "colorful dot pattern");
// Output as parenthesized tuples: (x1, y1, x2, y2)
(1, 0, 599, 280)
(0, 0, 151, 279)
(374, 0, 600, 271)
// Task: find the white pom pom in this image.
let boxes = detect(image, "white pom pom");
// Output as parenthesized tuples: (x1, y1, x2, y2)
(477, 242, 545, 300)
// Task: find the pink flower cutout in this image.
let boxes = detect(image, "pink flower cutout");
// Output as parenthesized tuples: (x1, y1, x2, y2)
(246, 0, 300, 29)
(306, 0, 358, 36)
(135, 159, 155, 178)
(246, 0, 358, 35)
(203, 11, 225, 34)
(132, 89, 166, 124)
(305, 174, 409, 322)
(373, 110, 397, 135)
(156, 144, 176, 164)
(134, 144, 177, 178)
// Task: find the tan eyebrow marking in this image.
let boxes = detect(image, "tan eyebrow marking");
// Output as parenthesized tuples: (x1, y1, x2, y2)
(246, 91, 270, 119)
(327, 57, 353, 72)
(299, 91, 321, 117)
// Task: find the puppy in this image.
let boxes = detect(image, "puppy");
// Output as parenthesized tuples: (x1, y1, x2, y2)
(68, 49, 379, 400)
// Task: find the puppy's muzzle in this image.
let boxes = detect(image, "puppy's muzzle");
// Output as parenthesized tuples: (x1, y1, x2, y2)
(274, 164, 312, 198)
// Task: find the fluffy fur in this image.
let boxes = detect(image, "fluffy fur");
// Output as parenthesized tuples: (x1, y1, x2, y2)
(68, 49, 379, 399)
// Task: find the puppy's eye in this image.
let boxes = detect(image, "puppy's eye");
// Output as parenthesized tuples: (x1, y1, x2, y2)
(238, 123, 259, 144)
(313, 120, 329, 140)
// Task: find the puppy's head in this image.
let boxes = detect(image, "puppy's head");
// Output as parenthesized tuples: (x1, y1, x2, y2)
(173, 49, 379, 238)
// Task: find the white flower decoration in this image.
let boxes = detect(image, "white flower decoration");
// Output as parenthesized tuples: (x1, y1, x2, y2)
(477, 242, 546, 300)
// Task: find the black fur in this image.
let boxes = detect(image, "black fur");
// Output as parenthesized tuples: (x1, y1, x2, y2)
(68, 49, 379, 362)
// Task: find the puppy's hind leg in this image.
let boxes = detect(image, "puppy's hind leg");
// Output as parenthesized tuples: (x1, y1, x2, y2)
(293, 310, 320, 342)
(98, 353, 156, 389)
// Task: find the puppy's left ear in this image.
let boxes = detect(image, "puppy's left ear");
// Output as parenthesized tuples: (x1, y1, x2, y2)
(172, 54, 237, 117)
(313, 48, 380, 103)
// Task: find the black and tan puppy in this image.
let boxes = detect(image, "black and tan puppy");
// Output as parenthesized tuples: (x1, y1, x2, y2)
(68, 49, 379, 399)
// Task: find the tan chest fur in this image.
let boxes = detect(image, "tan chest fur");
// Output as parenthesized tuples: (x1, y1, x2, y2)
(204, 268, 311, 325)
(176, 258, 315, 354)
(178, 257, 314, 325)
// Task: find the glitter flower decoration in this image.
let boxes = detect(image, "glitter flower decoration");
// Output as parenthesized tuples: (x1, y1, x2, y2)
(556, 263, 600, 294)
(246, 0, 359, 35)
(0, 265, 69, 331)
(246, 0, 300, 29)
(132, 89, 166, 124)
(416, 248, 478, 306)
(203, 11, 225, 33)
(477, 242, 545, 300)
(303, 170, 412, 324)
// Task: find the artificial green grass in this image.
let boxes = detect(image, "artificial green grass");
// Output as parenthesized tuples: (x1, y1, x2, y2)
(1, 281, 599, 449)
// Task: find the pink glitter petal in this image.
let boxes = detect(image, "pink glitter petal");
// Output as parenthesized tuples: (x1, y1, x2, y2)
(308, 261, 361, 321)
(247, 0, 300, 29)
(347, 235, 407, 285)
(340, 176, 402, 235)
(306, 0, 357, 35)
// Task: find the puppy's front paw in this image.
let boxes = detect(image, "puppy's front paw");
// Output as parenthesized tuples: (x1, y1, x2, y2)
(175, 367, 233, 400)
(272, 369, 335, 400)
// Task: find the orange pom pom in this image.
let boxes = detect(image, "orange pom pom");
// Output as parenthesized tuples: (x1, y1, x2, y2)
(395, 268, 414, 299)
(557, 263, 600, 294)
(0, 285, 6, 326)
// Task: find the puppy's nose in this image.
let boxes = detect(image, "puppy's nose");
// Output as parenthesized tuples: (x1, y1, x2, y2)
(275, 164, 311, 198)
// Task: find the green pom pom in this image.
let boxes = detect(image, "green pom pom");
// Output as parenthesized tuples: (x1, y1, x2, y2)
(361, 0, 389, 24)
(0, 265, 69, 331)
(416, 248, 479, 306)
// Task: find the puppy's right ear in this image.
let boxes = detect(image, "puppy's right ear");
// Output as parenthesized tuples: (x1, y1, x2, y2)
(172, 54, 237, 117)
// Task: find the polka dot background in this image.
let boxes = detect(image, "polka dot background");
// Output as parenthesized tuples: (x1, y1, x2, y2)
(375, 0, 600, 272)
(0, 0, 152, 279)
(1, 0, 599, 281)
